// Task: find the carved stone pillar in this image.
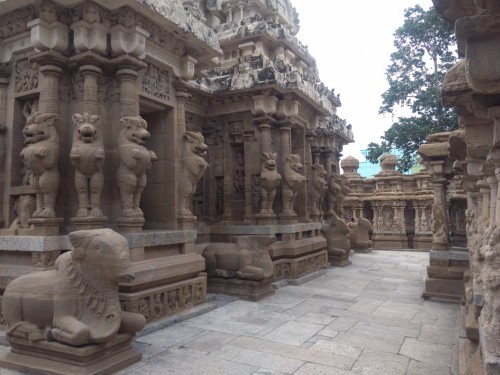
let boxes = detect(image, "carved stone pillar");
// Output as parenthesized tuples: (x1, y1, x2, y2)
(80, 65, 101, 115)
(431, 179, 450, 251)
(71, 65, 106, 230)
(116, 68, 139, 118)
(487, 174, 497, 225)
(25, 63, 63, 235)
(258, 122, 272, 155)
(0, 73, 7, 228)
(38, 65, 62, 115)
(495, 167, 500, 225)
(243, 130, 256, 222)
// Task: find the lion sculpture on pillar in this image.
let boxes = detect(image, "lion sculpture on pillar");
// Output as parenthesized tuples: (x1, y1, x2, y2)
(3, 228, 146, 346)
(309, 164, 327, 217)
(70, 113, 105, 217)
(177, 131, 209, 217)
(20, 112, 60, 218)
(260, 152, 281, 214)
(282, 154, 306, 215)
(116, 116, 157, 218)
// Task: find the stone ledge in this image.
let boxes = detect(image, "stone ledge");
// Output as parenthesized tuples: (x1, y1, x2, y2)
(479, 314, 500, 375)
(0, 230, 197, 252)
(207, 223, 321, 235)
(430, 250, 470, 262)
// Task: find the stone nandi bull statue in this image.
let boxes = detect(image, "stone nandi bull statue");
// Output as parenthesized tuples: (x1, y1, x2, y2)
(197, 235, 277, 281)
(3, 228, 146, 346)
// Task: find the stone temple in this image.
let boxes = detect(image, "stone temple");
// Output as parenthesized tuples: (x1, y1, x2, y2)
(0, 0, 494, 374)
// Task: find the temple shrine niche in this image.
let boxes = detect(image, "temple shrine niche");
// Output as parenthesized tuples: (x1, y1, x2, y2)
(0, 3, 354, 368)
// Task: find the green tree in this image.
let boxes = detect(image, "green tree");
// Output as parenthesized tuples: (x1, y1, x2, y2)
(367, 5, 458, 172)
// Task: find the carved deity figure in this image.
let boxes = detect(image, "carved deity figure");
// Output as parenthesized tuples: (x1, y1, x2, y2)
(117, 116, 157, 218)
(70, 113, 105, 218)
(199, 235, 277, 281)
(482, 227, 500, 356)
(321, 213, 351, 258)
(178, 131, 209, 217)
(309, 164, 328, 217)
(259, 153, 281, 214)
(20, 112, 60, 218)
(282, 154, 306, 215)
(3, 228, 146, 346)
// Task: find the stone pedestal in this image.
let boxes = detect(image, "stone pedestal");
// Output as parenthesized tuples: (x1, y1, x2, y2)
(0, 334, 140, 375)
(116, 217, 145, 233)
(422, 249, 468, 300)
(207, 277, 274, 301)
(372, 231, 407, 249)
(328, 253, 352, 267)
(71, 216, 107, 230)
(256, 213, 277, 225)
(27, 218, 64, 236)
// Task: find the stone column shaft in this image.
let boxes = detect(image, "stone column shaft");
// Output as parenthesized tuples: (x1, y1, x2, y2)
(243, 133, 254, 220)
(80, 65, 102, 115)
(431, 180, 450, 250)
(116, 68, 139, 117)
(279, 125, 291, 168)
(39, 65, 62, 114)
(259, 123, 272, 154)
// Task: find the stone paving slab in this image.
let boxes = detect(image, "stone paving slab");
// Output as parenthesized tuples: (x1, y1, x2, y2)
(0, 250, 460, 375)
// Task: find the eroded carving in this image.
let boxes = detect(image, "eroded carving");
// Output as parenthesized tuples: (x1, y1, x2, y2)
(349, 217, 374, 251)
(321, 213, 351, 258)
(117, 116, 157, 218)
(178, 131, 209, 217)
(200, 235, 276, 281)
(70, 113, 105, 218)
(3, 229, 146, 345)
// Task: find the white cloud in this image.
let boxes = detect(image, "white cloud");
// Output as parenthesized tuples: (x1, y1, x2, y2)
(293, 0, 434, 161)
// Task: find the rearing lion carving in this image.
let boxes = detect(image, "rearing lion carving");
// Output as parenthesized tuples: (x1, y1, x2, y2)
(117, 116, 157, 218)
(20, 112, 60, 218)
(178, 131, 209, 217)
(70, 112, 105, 218)
(282, 154, 306, 215)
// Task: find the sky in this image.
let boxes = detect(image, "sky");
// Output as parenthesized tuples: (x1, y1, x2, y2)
(292, 0, 434, 163)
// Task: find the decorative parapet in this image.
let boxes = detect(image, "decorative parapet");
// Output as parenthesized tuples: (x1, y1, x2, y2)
(139, 0, 222, 54)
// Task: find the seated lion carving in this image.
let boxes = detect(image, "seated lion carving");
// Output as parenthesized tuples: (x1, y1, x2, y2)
(117, 116, 157, 218)
(349, 217, 373, 251)
(2, 228, 146, 346)
(198, 235, 276, 281)
(20, 112, 60, 218)
(70, 112, 105, 218)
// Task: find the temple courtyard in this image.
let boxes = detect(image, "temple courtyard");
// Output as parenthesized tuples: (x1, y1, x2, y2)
(1, 250, 459, 375)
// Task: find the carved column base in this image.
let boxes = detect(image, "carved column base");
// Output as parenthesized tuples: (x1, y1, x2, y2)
(0, 333, 140, 375)
(329, 254, 352, 267)
(27, 218, 64, 236)
(177, 215, 197, 230)
(256, 213, 277, 225)
(116, 217, 144, 233)
(71, 216, 107, 230)
(309, 213, 322, 222)
(279, 213, 297, 224)
(207, 277, 275, 301)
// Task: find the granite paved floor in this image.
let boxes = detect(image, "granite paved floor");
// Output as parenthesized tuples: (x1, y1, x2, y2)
(0, 250, 461, 375)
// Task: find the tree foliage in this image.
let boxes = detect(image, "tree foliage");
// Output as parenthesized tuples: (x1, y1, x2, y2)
(366, 5, 458, 172)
